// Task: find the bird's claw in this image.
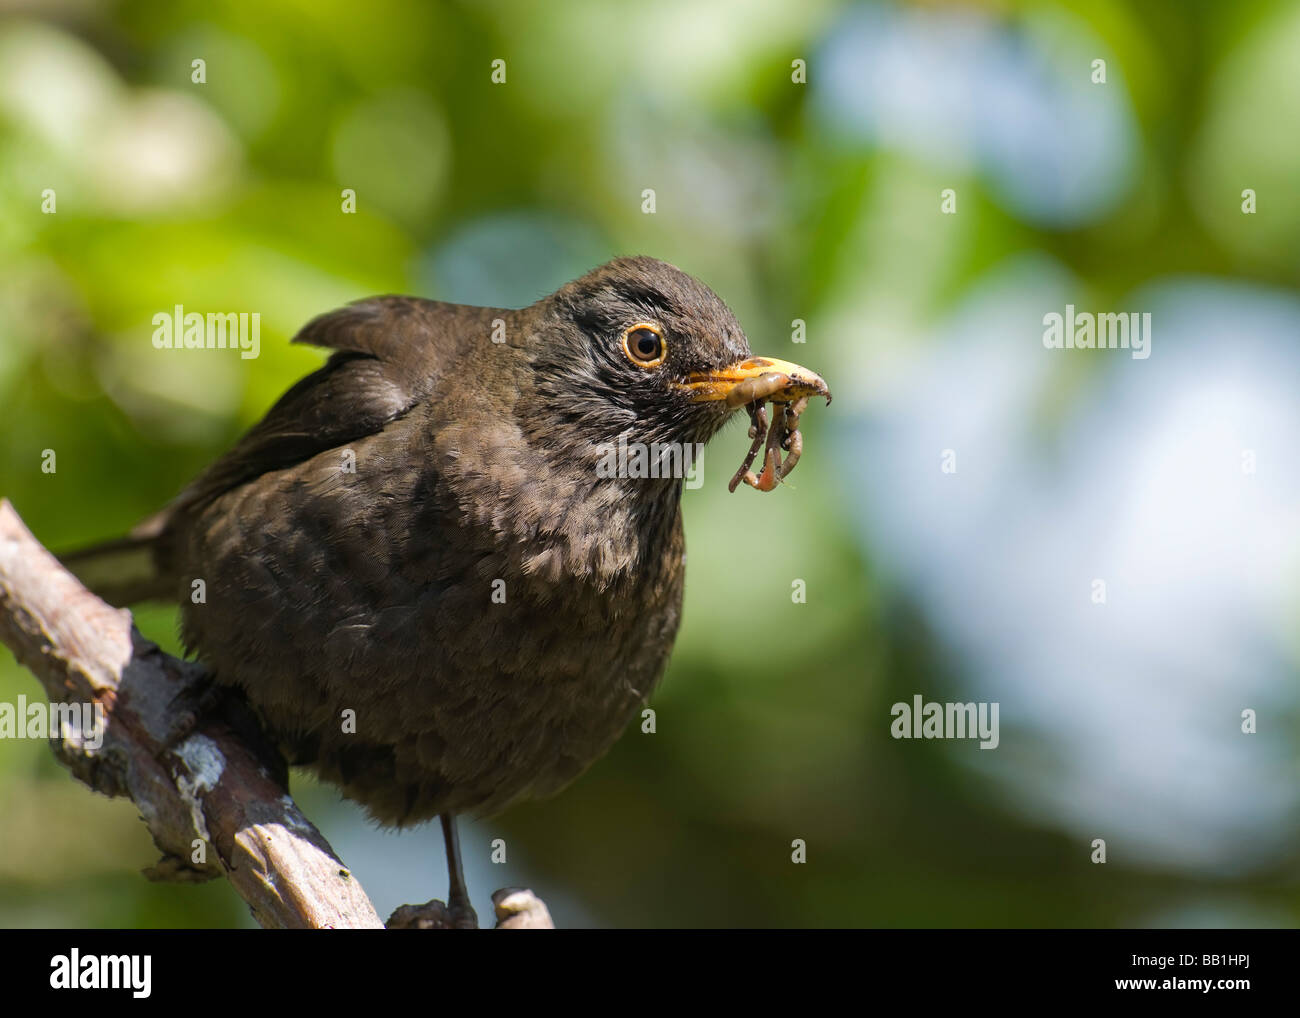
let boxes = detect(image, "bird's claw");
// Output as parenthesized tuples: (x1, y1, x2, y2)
(386, 897, 478, 930)
(387, 889, 552, 930)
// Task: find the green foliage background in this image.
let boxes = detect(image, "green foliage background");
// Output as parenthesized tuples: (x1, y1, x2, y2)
(1, 0, 1297, 927)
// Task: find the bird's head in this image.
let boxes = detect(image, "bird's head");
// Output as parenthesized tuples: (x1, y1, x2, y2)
(531, 256, 829, 453)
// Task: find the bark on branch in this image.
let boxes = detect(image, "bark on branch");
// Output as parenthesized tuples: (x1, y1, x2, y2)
(0, 498, 384, 929)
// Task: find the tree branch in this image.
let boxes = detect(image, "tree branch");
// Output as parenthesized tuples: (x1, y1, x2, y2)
(0, 498, 384, 929)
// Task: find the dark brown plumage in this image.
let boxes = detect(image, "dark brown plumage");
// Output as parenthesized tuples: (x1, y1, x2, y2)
(65, 256, 829, 922)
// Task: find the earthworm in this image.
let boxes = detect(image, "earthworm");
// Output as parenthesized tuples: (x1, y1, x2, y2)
(724, 371, 792, 410)
(730, 395, 812, 492)
(727, 402, 770, 493)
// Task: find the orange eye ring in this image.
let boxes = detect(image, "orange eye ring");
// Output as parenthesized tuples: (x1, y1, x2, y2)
(620, 322, 667, 368)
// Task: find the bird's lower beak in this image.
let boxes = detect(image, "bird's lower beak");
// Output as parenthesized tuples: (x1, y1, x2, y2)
(675, 356, 832, 408)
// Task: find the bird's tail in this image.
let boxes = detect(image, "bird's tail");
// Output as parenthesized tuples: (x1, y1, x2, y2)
(59, 512, 175, 606)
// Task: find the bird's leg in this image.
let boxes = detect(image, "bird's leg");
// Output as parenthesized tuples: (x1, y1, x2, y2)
(440, 813, 478, 929)
(385, 814, 481, 929)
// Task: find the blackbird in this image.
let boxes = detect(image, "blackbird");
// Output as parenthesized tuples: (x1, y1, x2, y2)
(66, 256, 829, 926)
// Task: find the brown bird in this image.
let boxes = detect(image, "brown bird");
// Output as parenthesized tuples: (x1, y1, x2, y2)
(65, 256, 829, 926)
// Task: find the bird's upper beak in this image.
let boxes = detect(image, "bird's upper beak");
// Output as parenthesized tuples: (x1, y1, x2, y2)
(675, 356, 832, 408)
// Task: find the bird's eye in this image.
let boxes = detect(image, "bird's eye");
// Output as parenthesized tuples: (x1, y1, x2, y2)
(621, 323, 666, 368)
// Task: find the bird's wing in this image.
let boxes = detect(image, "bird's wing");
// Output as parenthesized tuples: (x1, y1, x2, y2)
(162, 296, 493, 517)
(64, 296, 506, 602)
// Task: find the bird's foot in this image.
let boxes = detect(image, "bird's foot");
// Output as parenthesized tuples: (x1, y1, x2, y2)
(386, 889, 553, 929)
(447, 890, 479, 929)
(156, 677, 289, 789)
(158, 672, 224, 754)
(386, 896, 477, 930)
(387, 899, 456, 929)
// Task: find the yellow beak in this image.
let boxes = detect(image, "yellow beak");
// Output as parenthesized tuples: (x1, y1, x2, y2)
(675, 356, 831, 408)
